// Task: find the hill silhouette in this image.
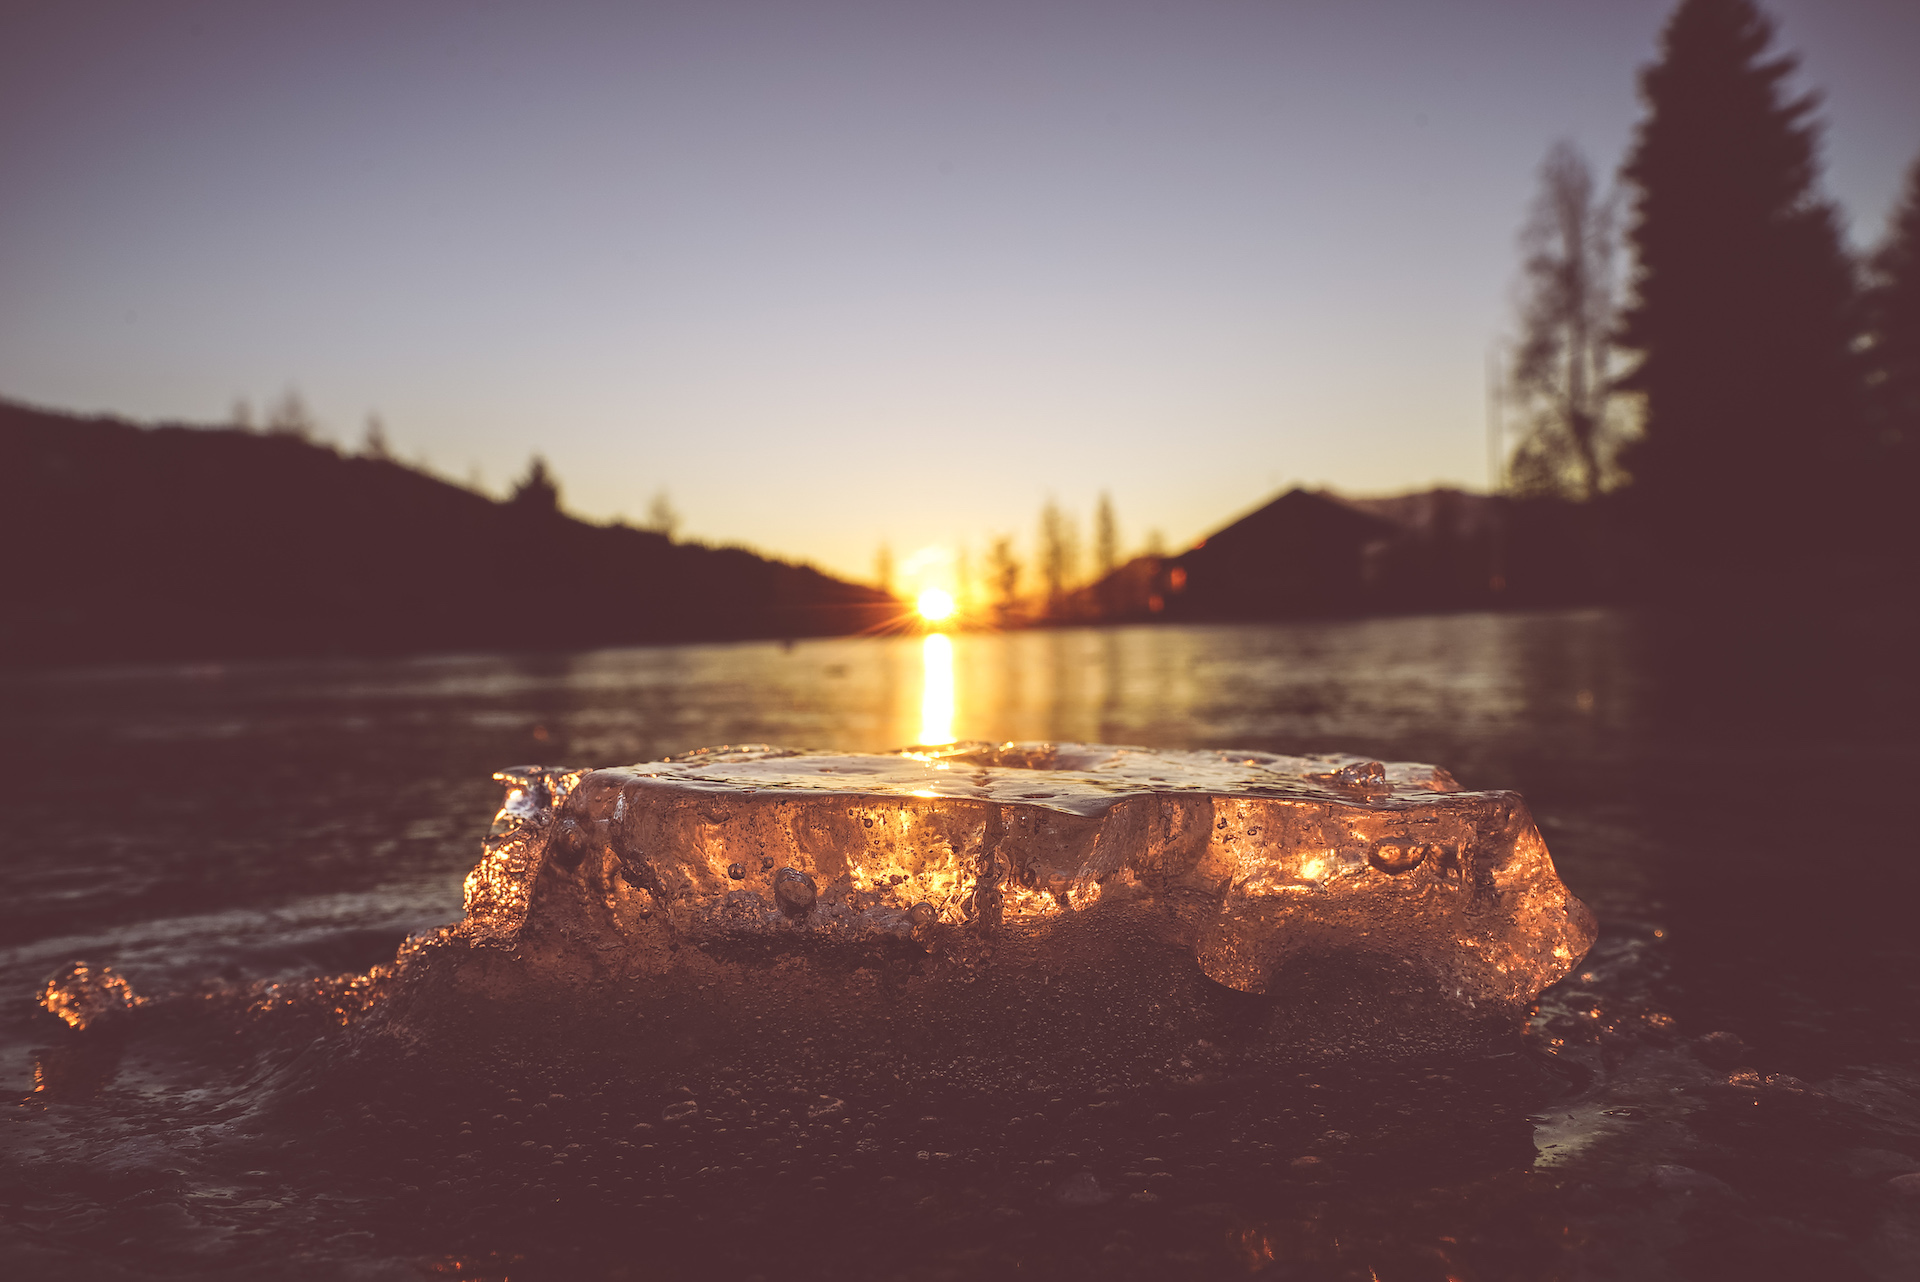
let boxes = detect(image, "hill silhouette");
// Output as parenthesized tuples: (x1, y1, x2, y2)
(1069, 487, 1634, 623)
(2, 400, 896, 667)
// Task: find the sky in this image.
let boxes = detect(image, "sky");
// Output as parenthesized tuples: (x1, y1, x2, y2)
(4, 0, 1918, 589)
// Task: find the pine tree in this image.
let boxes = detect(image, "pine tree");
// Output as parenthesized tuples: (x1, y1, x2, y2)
(509, 456, 560, 514)
(1615, 0, 1860, 589)
(1094, 492, 1118, 579)
(1865, 158, 1920, 464)
(988, 537, 1021, 623)
(1038, 500, 1078, 615)
(1863, 156, 1920, 572)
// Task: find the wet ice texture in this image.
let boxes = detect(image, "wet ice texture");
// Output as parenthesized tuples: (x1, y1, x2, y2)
(39, 962, 144, 1031)
(378, 744, 1595, 1075)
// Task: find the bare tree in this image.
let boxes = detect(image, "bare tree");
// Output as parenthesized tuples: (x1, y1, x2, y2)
(1509, 141, 1620, 499)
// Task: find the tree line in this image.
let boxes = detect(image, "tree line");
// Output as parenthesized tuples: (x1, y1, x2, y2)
(875, 492, 1169, 625)
(1504, 0, 1919, 602)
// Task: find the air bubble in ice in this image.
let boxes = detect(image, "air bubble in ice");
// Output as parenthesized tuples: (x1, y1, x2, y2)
(1369, 842, 1427, 874)
(773, 868, 817, 914)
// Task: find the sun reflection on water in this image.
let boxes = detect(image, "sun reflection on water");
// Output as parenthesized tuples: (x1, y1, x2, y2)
(920, 632, 955, 746)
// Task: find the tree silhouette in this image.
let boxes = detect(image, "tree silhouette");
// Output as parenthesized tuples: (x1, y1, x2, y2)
(645, 488, 682, 541)
(1094, 493, 1118, 578)
(1865, 158, 1920, 467)
(1615, 0, 1860, 589)
(1509, 142, 1621, 500)
(988, 537, 1021, 624)
(1863, 155, 1920, 574)
(510, 455, 560, 514)
(360, 415, 393, 461)
(1038, 499, 1078, 614)
(265, 389, 317, 441)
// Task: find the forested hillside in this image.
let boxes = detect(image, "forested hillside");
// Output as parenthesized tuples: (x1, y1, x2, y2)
(1, 401, 896, 666)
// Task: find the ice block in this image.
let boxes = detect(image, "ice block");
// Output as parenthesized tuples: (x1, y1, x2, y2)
(367, 743, 1595, 1081)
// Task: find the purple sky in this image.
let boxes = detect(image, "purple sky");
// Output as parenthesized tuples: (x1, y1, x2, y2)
(4, 0, 1917, 589)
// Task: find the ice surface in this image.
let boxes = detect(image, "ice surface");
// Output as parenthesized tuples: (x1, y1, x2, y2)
(366, 743, 1595, 1080)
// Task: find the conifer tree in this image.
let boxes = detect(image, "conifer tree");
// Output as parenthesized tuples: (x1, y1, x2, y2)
(1038, 499, 1077, 614)
(988, 537, 1021, 623)
(1863, 156, 1920, 571)
(509, 456, 560, 514)
(1615, 0, 1859, 587)
(1094, 492, 1118, 579)
(1865, 159, 1920, 464)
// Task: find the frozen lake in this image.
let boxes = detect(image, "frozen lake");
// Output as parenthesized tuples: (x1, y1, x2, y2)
(4, 609, 1917, 1280)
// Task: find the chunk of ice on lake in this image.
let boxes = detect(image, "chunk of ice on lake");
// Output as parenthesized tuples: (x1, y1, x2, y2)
(371, 743, 1596, 1080)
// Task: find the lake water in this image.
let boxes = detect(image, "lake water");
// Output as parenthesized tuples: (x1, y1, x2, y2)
(4, 609, 1917, 1280)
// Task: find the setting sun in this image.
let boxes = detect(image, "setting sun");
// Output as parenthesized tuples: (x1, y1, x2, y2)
(916, 588, 956, 622)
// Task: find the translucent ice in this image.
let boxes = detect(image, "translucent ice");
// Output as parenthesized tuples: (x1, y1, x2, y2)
(366, 743, 1596, 1081)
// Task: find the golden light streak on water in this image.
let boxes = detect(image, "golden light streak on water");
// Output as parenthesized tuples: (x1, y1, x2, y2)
(920, 632, 955, 746)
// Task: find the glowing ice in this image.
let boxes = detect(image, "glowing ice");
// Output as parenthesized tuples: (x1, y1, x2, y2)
(370, 743, 1595, 1077)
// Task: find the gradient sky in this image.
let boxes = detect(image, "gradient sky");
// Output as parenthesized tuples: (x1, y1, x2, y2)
(5, 0, 1918, 588)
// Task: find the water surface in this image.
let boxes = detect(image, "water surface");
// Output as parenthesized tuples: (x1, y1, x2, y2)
(4, 611, 1917, 1279)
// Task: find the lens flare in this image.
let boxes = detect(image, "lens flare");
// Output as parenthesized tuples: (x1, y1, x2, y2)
(917, 588, 956, 622)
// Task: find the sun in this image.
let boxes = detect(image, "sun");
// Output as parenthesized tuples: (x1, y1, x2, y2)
(916, 587, 956, 623)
